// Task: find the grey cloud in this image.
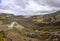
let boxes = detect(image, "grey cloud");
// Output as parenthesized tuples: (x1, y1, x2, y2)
(14, 0, 60, 8)
(14, 0, 29, 8)
(35, 0, 60, 8)
(34, 0, 47, 5)
(0, 5, 11, 10)
(0, 0, 60, 15)
(45, 0, 60, 7)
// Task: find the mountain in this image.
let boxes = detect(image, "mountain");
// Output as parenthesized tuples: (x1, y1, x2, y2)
(0, 11, 60, 41)
(0, 11, 60, 29)
(27, 11, 60, 30)
(29, 11, 60, 23)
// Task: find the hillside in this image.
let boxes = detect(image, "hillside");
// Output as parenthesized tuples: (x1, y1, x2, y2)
(0, 11, 60, 41)
(30, 11, 60, 23)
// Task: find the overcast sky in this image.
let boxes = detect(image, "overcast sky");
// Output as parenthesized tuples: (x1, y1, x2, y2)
(0, 0, 60, 15)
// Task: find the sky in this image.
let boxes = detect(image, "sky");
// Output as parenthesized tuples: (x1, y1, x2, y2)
(0, 0, 60, 15)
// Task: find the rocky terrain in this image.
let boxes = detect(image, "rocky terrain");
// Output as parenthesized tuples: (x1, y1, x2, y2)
(0, 11, 60, 41)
